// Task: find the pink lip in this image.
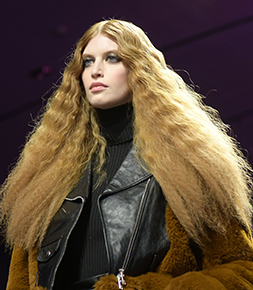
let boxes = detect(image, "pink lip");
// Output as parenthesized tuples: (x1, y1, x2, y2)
(89, 82, 108, 92)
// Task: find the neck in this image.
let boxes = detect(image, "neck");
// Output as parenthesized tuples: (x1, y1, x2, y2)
(95, 103, 133, 145)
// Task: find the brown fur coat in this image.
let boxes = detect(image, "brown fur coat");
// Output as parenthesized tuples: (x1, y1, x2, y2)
(6, 206, 253, 290)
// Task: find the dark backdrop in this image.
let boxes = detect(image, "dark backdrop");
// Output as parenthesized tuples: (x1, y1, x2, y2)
(1, 1, 253, 289)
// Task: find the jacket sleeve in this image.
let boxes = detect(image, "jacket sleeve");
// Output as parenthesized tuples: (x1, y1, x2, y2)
(94, 206, 253, 290)
(164, 260, 253, 290)
(94, 260, 253, 290)
(6, 246, 42, 290)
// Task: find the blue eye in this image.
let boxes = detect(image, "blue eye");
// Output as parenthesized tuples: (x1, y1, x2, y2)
(106, 54, 121, 63)
(83, 58, 94, 68)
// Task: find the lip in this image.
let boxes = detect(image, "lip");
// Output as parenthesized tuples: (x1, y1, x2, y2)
(89, 82, 108, 92)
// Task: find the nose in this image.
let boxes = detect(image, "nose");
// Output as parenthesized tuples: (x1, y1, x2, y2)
(91, 60, 104, 79)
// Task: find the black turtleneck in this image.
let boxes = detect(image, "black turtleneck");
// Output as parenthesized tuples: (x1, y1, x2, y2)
(53, 104, 133, 290)
(79, 104, 133, 279)
(93, 103, 134, 187)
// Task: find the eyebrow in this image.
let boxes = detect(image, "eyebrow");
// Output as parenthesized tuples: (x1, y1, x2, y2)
(82, 49, 119, 58)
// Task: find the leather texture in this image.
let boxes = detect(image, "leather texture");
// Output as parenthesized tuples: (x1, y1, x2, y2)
(36, 148, 170, 290)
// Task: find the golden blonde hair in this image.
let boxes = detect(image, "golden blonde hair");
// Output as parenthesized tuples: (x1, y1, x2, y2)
(0, 19, 252, 250)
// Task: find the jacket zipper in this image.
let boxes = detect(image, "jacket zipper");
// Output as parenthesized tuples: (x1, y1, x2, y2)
(117, 178, 151, 289)
(48, 196, 85, 290)
(46, 177, 150, 289)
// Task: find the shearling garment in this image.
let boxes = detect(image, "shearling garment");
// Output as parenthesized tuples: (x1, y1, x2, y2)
(6, 206, 253, 290)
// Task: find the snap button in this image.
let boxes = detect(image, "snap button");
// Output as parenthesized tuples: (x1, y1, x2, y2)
(46, 250, 52, 258)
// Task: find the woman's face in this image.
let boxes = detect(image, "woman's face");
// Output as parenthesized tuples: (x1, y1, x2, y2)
(81, 34, 131, 110)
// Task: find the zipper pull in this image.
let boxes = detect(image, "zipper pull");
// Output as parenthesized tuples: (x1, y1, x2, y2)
(117, 268, 126, 290)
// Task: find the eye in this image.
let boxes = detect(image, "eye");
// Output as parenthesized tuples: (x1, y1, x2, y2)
(106, 54, 121, 63)
(83, 57, 94, 68)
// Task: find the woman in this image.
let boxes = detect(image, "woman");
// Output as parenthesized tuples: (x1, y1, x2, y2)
(1, 19, 253, 290)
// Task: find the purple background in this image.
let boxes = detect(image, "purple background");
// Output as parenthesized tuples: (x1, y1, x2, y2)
(1, 1, 253, 288)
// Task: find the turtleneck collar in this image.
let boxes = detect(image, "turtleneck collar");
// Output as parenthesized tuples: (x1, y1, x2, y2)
(95, 103, 133, 145)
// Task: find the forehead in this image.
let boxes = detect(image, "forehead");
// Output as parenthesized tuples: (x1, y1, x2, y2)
(83, 34, 118, 55)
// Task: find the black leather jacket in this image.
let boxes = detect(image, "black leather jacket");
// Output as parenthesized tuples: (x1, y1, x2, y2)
(36, 149, 170, 290)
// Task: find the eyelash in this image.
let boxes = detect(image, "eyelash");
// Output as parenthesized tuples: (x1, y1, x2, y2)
(83, 54, 121, 68)
(107, 54, 121, 63)
(83, 58, 93, 68)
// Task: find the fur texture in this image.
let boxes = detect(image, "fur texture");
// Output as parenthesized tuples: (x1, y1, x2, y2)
(6, 247, 41, 290)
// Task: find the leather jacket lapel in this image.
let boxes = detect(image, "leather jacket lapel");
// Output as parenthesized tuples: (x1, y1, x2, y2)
(104, 148, 151, 195)
(67, 161, 92, 200)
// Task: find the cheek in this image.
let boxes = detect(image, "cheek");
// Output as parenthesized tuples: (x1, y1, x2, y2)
(114, 71, 130, 99)
(113, 68, 128, 87)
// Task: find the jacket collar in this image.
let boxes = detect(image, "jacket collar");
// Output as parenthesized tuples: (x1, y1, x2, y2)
(66, 147, 151, 200)
(103, 147, 151, 194)
(67, 162, 92, 200)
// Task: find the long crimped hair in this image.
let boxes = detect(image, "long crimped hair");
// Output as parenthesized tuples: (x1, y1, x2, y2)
(0, 19, 252, 250)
